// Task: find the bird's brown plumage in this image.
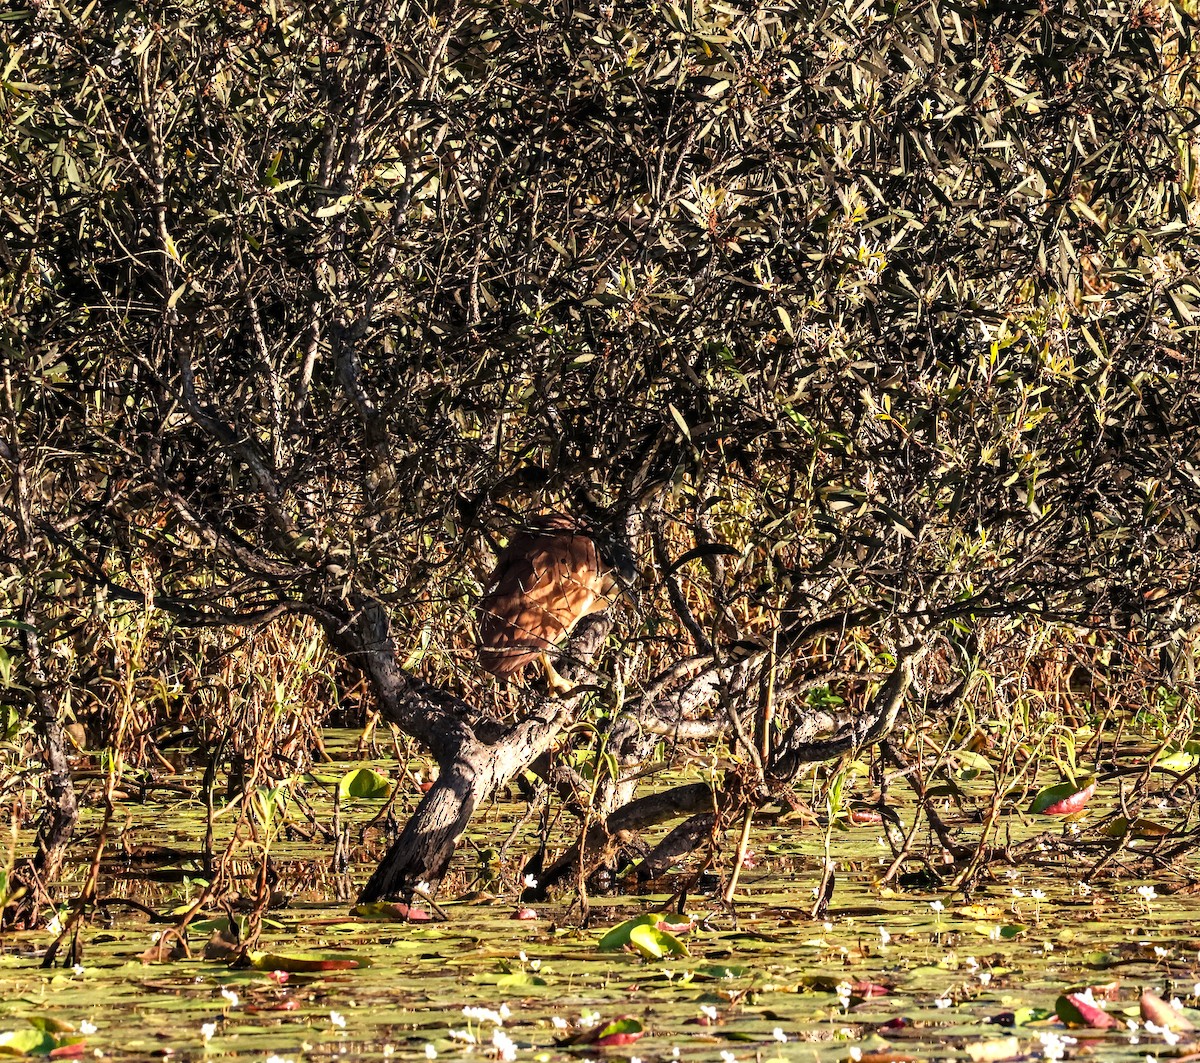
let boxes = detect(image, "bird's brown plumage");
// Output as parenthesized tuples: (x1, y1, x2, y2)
(477, 515, 625, 681)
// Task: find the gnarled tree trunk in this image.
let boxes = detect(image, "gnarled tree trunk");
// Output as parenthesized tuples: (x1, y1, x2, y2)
(332, 598, 614, 902)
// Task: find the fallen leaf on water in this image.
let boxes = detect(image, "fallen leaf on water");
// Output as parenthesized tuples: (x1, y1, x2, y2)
(964, 1036, 1022, 1062)
(857, 1050, 918, 1063)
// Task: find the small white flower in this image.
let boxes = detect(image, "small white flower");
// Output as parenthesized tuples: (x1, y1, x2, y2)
(551, 1016, 568, 1030)
(1136, 885, 1158, 901)
(265, 1056, 294, 1063)
(462, 1006, 503, 1026)
(1145, 1021, 1180, 1046)
(879, 928, 891, 946)
(200, 1023, 216, 1043)
(72, 964, 85, 976)
(79, 1021, 97, 1035)
(46, 914, 63, 935)
(447, 1029, 476, 1045)
(930, 900, 945, 913)
(772, 1027, 787, 1042)
(499, 1003, 511, 1021)
(529, 959, 541, 972)
(700, 1004, 719, 1021)
(523, 874, 538, 888)
(491, 1028, 517, 1062)
(423, 1045, 436, 1060)
(330, 1011, 346, 1029)
(850, 1048, 863, 1062)
(935, 996, 952, 1009)
(979, 972, 992, 986)
(382, 1045, 395, 1058)
(720, 1052, 736, 1063)
(1030, 889, 1046, 900)
(1036, 1031, 1077, 1061)
(219, 987, 239, 1008)
(579, 1011, 600, 1029)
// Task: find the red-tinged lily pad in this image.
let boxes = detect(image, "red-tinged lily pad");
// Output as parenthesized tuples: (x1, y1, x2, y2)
(47, 1045, 88, 1059)
(655, 918, 695, 935)
(849, 809, 884, 825)
(1031, 779, 1096, 816)
(558, 1016, 644, 1047)
(1055, 993, 1118, 1028)
(851, 981, 891, 998)
(351, 901, 432, 922)
(1141, 989, 1196, 1032)
(248, 952, 369, 972)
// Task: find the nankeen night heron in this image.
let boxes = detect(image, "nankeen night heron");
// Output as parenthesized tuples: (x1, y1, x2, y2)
(476, 514, 637, 694)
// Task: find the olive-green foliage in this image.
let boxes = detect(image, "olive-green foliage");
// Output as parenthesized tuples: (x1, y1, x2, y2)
(2, 0, 1198, 756)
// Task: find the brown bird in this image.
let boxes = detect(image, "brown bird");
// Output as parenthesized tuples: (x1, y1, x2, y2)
(477, 514, 636, 694)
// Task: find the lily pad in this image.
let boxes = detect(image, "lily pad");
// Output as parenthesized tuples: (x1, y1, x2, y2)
(1055, 993, 1118, 1029)
(338, 767, 392, 800)
(1031, 779, 1095, 815)
(628, 923, 689, 959)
